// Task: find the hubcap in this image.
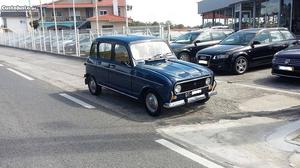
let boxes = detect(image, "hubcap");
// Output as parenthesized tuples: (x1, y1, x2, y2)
(145, 93, 158, 113)
(89, 78, 97, 93)
(236, 58, 247, 73)
(180, 54, 190, 62)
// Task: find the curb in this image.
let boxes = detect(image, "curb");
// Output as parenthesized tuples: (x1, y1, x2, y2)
(0, 45, 87, 62)
(286, 129, 300, 146)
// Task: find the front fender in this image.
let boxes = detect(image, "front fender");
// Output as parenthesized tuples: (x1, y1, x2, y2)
(230, 52, 249, 63)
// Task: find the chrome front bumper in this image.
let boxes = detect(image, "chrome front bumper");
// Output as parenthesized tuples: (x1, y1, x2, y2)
(163, 90, 217, 108)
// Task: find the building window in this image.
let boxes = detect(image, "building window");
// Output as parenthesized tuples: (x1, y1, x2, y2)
(52, 11, 62, 17)
(102, 25, 113, 29)
(99, 10, 107, 15)
(255, 0, 280, 28)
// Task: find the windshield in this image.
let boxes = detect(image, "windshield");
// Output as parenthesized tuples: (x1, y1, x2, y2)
(130, 41, 172, 61)
(174, 32, 200, 43)
(220, 31, 256, 45)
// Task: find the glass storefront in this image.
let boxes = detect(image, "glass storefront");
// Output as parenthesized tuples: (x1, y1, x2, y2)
(200, 0, 299, 35)
(254, 0, 280, 28)
(292, 0, 300, 35)
(280, 0, 292, 29)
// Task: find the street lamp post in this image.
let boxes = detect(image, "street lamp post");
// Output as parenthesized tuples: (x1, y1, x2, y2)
(95, 0, 100, 36)
(40, 0, 46, 51)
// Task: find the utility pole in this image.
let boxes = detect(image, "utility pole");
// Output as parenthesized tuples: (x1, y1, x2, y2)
(40, 0, 46, 51)
(95, 0, 100, 36)
(72, 0, 79, 56)
(52, 0, 60, 54)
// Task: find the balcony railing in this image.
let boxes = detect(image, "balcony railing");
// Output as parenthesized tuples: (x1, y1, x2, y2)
(45, 16, 87, 22)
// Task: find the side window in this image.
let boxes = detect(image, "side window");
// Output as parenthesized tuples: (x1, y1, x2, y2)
(98, 43, 112, 60)
(269, 30, 284, 42)
(114, 44, 130, 65)
(197, 32, 211, 42)
(212, 32, 226, 40)
(280, 31, 295, 40)
(90, 42, 97, 57)
(254, 31, 271, 44)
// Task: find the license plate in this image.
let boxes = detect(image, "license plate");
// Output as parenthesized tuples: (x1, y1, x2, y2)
(198, 60, 208, 64)
(192, 89, 202, 95)
(278, 66, 294, 71)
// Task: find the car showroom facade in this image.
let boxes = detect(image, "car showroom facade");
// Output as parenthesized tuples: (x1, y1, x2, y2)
(198, 0, 300, 37)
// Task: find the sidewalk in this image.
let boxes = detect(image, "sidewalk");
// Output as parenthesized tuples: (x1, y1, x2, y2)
(158, 117, 300, 168)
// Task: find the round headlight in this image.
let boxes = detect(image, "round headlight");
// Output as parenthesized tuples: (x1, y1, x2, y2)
(206, 78, 211, 85)
(174, 85, 182, 93)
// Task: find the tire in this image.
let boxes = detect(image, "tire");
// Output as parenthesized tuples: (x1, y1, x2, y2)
(232, 56, 248, 75)
(87, 76, 101, 95)
(144, 91, 162, 117)
(178, 52, 191, 62)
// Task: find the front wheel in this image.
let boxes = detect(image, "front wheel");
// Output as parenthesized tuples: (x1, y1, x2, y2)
(144, 91, 162, 117)
(178, 52, 191, 62)
(88, 76, 102, 95)
(232, 56, 248, 75)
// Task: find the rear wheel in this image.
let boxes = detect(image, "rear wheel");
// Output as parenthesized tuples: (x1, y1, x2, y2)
(88, 76, 101, 95)
(178, 52, 191, 62)
(144, 91, 162, 117)
(232, 56, 248, 74)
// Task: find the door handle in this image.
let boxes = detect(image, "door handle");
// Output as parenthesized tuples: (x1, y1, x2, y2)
(109, 64, 116, 68)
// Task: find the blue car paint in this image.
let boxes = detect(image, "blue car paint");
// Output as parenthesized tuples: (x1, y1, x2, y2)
(272, 47, 300, 78)
(85, 35, 215, 107)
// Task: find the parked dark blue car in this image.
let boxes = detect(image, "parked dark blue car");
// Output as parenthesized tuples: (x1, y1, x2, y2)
(272, 45, 300, 78)
(84, 35, 217, 116)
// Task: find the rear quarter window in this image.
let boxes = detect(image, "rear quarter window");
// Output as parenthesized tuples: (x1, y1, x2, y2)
(269, 30, 284, 42)
(90, 43, 97, 57)
(280, 31, 295, 40)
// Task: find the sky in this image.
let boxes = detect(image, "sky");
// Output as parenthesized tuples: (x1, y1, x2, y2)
(0, 0, 202, 27)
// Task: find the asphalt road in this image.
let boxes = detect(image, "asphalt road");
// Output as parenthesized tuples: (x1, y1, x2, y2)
(0, 65, 205, 168)
(0, 46, 299, 168)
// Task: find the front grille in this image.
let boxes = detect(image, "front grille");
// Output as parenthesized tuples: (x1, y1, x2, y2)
(274, 58, 300, 65)
(197, 54, 212, 61)
(177, 77, 209, 94)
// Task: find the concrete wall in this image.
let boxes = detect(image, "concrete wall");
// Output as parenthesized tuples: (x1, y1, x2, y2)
(90, 21, 125, 32)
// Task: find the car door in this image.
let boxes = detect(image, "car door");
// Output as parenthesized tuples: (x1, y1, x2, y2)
(269, 30, 288, 55)
(108, 43, 133, 95)
(249, 31, 273, 65)
(95, 42, 112, 85)
(191, 31, 213, 57)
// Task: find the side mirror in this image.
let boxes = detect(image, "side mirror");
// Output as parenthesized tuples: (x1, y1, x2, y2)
(194, 40, 201, 46)
(121, 61, 132, 67)
(251, 41, 261, 47)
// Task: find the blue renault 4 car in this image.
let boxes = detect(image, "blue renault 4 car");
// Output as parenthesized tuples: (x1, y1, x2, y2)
(84, 35, 217, 116)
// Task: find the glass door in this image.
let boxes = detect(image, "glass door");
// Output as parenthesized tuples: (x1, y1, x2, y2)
(292, 0, 300, 35)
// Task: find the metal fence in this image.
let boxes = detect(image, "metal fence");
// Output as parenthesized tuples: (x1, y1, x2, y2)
(0, 25, 174, 57)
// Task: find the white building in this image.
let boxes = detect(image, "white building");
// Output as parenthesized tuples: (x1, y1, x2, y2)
(0, 11, 39, 33)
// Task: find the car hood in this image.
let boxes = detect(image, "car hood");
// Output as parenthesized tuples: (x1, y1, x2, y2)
(198, 44, 245, 55)
(137, 59, 212, 82)
(276, 49, 300, 59)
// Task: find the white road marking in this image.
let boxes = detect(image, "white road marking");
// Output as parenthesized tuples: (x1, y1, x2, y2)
(155, 139, 225, 168)
(0, 64, 3, 67)
(59, 93, 95, 109)
(7, 68, 34, 81)
(217, 80, 300, 96)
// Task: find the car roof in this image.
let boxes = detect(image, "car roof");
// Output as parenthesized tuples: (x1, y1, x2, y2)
(95, 35, 159, 44)
(239, 27, 289, 33)
(190, 29, 233, 33)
